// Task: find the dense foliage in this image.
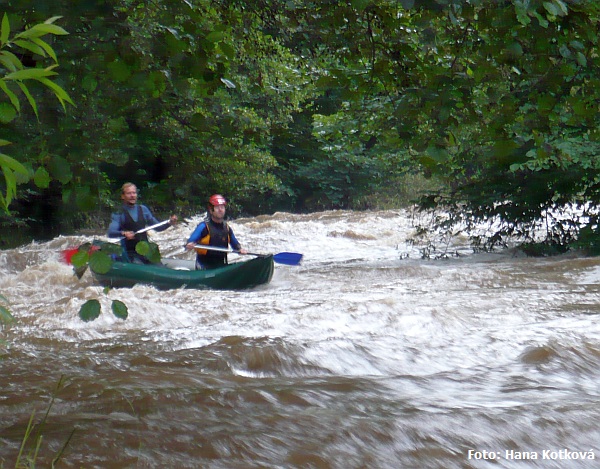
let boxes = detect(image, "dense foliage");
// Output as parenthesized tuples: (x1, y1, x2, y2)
(0, 0, 599, 253)
(0, 13, 72, 213)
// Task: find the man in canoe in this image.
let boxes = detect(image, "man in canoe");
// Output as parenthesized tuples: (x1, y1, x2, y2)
(184, 194, 247, 269)
(107, 182, 178, 263)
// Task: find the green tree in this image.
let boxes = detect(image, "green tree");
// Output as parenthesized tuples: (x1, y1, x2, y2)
(0, 12, 72, 325)
(0, 0, 319, 238)
(258, 0, 600, 251)
(0, 13, 72, 213)
(3, 0, 600, 256)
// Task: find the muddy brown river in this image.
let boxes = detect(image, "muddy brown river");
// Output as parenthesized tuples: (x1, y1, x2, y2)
(1, 210, 599, 468)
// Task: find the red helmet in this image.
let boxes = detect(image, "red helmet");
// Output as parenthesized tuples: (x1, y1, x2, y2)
(208, 194, 227, 206)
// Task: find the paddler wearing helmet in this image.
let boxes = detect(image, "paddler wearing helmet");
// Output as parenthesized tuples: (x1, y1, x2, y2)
(184, 194, 247, 269)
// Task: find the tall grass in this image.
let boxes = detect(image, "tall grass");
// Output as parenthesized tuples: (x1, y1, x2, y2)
(3, 376, 73, 469)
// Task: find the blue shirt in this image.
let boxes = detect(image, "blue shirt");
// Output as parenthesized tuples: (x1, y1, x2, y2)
(107, 204, 170, 238)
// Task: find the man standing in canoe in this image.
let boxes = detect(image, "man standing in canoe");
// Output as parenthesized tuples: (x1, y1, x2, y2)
(184, 194, 247, 269)
(108, 182, 178, 263)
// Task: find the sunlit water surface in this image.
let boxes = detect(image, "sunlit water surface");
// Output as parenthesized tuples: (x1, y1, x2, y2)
(1, 210, 599, 468)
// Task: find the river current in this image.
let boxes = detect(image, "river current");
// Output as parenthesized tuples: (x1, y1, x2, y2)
(1, 209, 599, 468)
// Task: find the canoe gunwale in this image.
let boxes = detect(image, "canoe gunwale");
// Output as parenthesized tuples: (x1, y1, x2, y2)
(91, 255, 274, 290)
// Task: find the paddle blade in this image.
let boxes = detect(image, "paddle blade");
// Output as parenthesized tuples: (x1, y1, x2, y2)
(273, 252, 303, 266)
(61, 247, 79, 264)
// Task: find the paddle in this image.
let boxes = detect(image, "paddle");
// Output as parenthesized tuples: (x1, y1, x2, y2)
(61, 219, 172, 265)
(124, 219, 172, 237)
(192, 245, 303, 266)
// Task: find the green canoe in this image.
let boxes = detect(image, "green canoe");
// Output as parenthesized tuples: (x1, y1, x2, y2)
(92, 255, 274, 290)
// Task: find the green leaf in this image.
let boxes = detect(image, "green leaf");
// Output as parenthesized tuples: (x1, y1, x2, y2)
(164, 29, 188, 54)
(4, 68, 58, 80)
(107, 116, 128, 132)
(426, 146, 449, 163)
(33, 166, 50, 188)
(70, 250, 89, 268)
(2, 164, 16, 202)
(30, 37, 58, 62)
(543, 1, 559, 16)
(515, 4, 531, 25)
(14, 23, 68, 40)
(559, 44, 571, 58)
(146, 70, 166, 96)
(13, 39, 47, 57)
(75, 190, 96, 211)
(43, 16, 63, 25)
(0, 293, 15, 325)
(35, 77, 75, 110)
(351, 0, 371, 12)
(107, 60, 132, 82)
(0, 152, 28, 175)
(88, 251, 114, 275)
(554, 0, 568, 15)
(0, 304, 15, 325)
(48, 156, 72, 184)
(135, 241, 162, 263)
(99, 243, 123, 256)
(0, 51, 23, 72)
(507, 42, 523, 57)
(219, 42, 235, 60)
(533, 11, 549, 27)
(220, 78, 236, 89)
(190, 113, 209, 131)
(135, 241, 150, 257)
(0, 102, 16, 123)
(0, 81, 19, 113)
(206, 31, 225, 42)
(81, 75, 98, 92)
(62, 187, 71, 204)
(1, 13, 9, 46)
(111, 300, 128, 320)
(16, 82, 39, 118)
(79, 299, 101, 322)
